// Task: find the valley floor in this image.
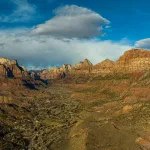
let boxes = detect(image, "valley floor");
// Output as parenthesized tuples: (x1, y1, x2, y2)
(1, 81, 150, 150)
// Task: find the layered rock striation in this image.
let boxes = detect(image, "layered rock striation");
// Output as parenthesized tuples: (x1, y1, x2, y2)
(3, 48, 149, 81)
(40, 64, 72, 80)
(113, 49, 150, 73)
(71, 59, 93, 75)
(92, 59, 114, 75)
(39, 49, 150, 80)
(39, 59, 93, 80)
(0, 58, 29, 78)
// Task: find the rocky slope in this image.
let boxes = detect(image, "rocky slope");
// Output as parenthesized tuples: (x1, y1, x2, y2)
(40, 64, 72, 80)
(114, 49, 150, 73)
(0, 58, 29, 78)
(0, 58, 45, 90)
(39, 49, 150, 80)
(1, 48, 150, 150)
(39, 59, 93, 80)
(92, 59, 114, 75)
(1, 70, 150, 150)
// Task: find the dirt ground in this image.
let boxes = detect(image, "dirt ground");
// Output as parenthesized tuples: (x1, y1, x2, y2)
(1, 77, 150, 150)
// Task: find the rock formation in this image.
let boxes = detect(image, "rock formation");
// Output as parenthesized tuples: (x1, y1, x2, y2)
(0, 65, 7, 77)
(92, 59, 114, 75)
(71, 59, 93, 75)
(114, 49, 150, 73)
(27, 49, 150, 80)
(0, 58, 29, 78)
(40, 64, 72, 80)
(0, 58, 10, 65)
(30, 72, 40, 80)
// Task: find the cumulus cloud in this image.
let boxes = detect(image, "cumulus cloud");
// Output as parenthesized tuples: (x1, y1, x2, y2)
(0, 29, 131, 69)
(135, 38, 150, 49)
(0, 0, 36, 22)
(31, 5, 110, 38)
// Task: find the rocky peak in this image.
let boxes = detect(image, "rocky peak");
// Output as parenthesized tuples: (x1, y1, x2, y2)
(62, 64, 72, 71)
(0, 58, 10, 65)
(114, 49, 150, 73)
(74, 59, 93, 69)
(92, 59, 114, 74)
(11, 60, 18, 65)
(84, 59, 93, 66)
(0, 58, 29, 78)
(70, 59, 93, 75)
(40, 64, 71, 80)
(94, 59, 114, 68)
(117, 49, 150, 61)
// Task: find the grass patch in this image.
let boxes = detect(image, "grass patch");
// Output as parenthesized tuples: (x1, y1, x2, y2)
(74, 120, 84, 128)
(42, 119, 64, 127)
(93, 74, 131, 81)
(100, 89, 118, 98)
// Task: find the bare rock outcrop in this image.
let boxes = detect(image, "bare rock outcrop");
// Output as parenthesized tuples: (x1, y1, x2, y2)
(71, 59, 93, 75)
(35, 49, 150, 80)
(0, 58, 29, 78)
(92, 59, 114, 74)
(40, 64, 72, 80)
(0, 65, 7, 77)
(0, 58, 10, 65)
(113, 49, 150, 73)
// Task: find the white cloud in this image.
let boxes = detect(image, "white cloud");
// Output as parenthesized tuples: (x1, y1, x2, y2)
(31, 5, 110, 38)
(135, 38, 150, 49)
(0, 0, 36, 22)
(0, 29, 131, 69)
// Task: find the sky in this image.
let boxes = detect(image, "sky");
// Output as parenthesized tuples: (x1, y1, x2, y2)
(0, 0, 150, 69)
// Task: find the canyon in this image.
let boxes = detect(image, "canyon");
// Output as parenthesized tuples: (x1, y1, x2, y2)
(1, 48, 150, 150)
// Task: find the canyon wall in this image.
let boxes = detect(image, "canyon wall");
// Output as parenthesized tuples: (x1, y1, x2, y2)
(39, 49, 150, 79)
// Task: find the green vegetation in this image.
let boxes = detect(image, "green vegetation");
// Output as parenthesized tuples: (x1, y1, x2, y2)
(42, 120, 64, 128)
(100, 88, 118, 98)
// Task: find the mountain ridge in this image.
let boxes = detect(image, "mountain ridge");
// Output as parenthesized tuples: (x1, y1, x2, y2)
(38, 48, 150, 80)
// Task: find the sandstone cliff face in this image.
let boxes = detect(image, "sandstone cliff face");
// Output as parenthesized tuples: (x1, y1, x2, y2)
(71, 59, 93, 75)
(0, 65, 7, 77)
(113, 49, 150, 73)
(92, 59, 114, 74)
(30, 72, 40, 80)
(40, 64, 72, 80)
(0, 58, 10, 65)
(37, 49, 150, 80)
(0, 58, 29, 78)
(39, 59, 93, 80)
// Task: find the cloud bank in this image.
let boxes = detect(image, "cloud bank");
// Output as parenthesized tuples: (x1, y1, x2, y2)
(0, 4, 134, 69)
(31, 5, 110, 38)
(0, 29, 131, 69)
(135, 38, 150, 49)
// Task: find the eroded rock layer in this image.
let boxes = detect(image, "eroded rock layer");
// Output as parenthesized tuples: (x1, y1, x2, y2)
(114, 49, 150, 73)
(92, 59, 114, 75)
(39, 49, 150, 80)
(0, 58, 29, 78)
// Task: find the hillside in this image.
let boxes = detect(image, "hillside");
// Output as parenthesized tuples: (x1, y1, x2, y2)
(1, 49, 150, 150)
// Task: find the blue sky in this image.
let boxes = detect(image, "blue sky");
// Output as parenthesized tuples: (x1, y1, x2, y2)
(0, 0, 150, 69)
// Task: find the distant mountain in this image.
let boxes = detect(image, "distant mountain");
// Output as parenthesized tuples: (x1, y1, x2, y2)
(38, 49, 150, 80)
